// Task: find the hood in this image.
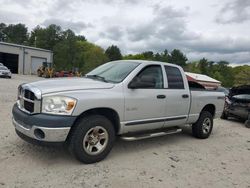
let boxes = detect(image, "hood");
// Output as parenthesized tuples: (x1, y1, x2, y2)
(229, 85, 250, 97)
(28, 77, 115, 94)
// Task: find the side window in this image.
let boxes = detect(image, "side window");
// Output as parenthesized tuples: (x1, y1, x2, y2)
(136, 65, 163, 89)
(164, 66, 184, 89)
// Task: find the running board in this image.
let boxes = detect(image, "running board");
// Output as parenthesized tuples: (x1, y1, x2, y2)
(120, 128, 182, 141)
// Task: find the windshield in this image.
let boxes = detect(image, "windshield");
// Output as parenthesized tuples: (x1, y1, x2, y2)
(86, 61, 140, 83)
(0, 66, 8, 70)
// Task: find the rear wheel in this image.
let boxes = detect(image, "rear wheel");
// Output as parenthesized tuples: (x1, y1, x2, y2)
(68, 115, 115, 164)
(192, 111, 213, 139)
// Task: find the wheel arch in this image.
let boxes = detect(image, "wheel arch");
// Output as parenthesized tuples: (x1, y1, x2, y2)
(71, 107, 121, 135)
(201, 104, 216, 117)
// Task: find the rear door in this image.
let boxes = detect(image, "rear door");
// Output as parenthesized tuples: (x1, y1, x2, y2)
(163, 65, 190, 127)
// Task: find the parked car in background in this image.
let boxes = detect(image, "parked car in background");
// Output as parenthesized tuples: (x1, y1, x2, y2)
(221, 85, 250, 128)
(0, 66, 12, 78)
(0, 63, 3, 66)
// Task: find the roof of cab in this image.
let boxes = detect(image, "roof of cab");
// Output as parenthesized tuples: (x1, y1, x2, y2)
(111, 60, 182, 69)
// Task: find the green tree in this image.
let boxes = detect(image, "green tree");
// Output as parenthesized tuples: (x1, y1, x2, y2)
(213, 71, 224, 82)
(123, 53, 147, 60)
(105, 45, 122, 61)
(215, 61, 233, 87)
(0, 23, 7, 41)
(168, 49, 188, 66)
(2, 23, 28, 44)
(29, 24, 62, 50)
(142, 51, 154, 60)
(233, 66, 250, 86)
(198, 58, 209, 75)
(84, 43, 109, 73)
(185, 61, 201, 73)
(53, 29, 78, 70)
(160, 49, 170, 62)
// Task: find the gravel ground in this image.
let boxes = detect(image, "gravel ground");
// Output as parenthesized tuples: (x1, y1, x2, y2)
(0, 74, 250, 188)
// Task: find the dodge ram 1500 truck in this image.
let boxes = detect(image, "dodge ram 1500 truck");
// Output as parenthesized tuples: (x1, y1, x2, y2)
(12, 60, 225, 163)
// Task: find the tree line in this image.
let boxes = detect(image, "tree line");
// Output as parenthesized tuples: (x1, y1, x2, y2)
(0, 22, 249, 87)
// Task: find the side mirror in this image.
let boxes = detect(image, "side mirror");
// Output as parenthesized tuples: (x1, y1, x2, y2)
(128, 75, 156, 89)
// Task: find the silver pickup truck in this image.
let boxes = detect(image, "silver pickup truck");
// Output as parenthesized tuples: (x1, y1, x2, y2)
(12, 60, 225, 163)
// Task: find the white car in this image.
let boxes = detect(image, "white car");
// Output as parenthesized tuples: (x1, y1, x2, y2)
(0, 66, 12, 78)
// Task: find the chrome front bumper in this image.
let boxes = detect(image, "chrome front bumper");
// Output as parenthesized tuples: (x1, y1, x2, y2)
(13, 118, 70, 142)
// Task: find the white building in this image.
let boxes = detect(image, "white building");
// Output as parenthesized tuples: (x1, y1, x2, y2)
(0, 42, 53, 75)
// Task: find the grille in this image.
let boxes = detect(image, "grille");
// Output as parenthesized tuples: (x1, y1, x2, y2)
(19, 88, 36, 113)
(24, 100, 34, 112)
(18, 85, 41, 114)
(24, 89, 35, 100)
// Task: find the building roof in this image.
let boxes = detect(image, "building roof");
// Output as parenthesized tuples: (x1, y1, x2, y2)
(185, 72, 221, 83)
(0, 41, 52, 53)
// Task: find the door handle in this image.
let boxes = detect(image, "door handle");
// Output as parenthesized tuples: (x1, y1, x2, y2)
(157, 95, 166, 99)
(182, 94, 189, 98)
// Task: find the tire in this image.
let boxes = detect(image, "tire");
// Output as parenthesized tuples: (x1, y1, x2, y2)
(68, 115, 115, 164)
(192, 111, 213, 139)
(220, 111, 228, 119)
(245, 120, 250, 128)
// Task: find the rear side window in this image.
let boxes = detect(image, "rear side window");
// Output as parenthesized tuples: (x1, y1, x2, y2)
(164, 66, 184, 89)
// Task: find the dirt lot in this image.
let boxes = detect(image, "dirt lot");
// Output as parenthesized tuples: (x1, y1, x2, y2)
(0, 74, 250, 188)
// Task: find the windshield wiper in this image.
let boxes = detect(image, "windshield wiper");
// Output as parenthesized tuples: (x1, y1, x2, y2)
(85, 75, 108, 82)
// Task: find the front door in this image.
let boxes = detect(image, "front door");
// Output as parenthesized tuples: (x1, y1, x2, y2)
(124, 65, 166, 132)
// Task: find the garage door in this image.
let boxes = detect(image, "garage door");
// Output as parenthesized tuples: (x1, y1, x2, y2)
(31, 57, 47, 75)
(0, 52, 19, 73)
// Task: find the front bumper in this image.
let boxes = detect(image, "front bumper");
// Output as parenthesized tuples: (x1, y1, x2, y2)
(12, 104, 77, 143)
(0, 74, 10, 78)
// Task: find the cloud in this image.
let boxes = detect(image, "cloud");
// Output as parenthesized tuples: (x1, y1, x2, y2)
(0, 0, 249, 65)
(125, 6, 189, 42)
(215, 0, 250, 24)
(0, 10, 28, 23)
(95, 4, 250, 65)
(99, 26, 124, 41)
(42, 19, 93, 33)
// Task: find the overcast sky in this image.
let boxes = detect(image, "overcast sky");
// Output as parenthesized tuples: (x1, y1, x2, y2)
(0, 0, 250, 65)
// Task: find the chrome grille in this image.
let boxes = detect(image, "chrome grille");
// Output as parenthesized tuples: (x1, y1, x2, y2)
(24, 89, 35, 100)
(18, 84, 41, 114)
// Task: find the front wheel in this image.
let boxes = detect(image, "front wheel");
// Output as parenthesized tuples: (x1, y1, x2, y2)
(192, 111, 213, 139)
(68, 115, 115, 164)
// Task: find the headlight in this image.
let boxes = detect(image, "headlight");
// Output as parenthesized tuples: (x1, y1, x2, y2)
(42, 96, 77, 115)
(17, 84, 23, 100)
